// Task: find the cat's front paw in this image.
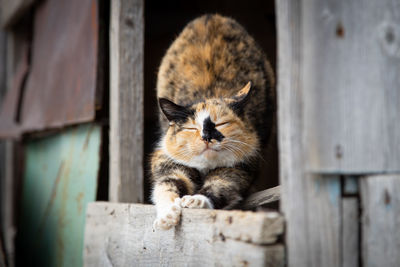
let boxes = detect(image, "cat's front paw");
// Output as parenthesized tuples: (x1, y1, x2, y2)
(153, 198, 182, 230)
(181, 194, 213, 209)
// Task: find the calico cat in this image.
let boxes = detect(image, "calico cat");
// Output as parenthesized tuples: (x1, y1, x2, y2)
(151, 14, 275, 230)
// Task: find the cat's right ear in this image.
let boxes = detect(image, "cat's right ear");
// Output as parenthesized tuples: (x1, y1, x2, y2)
(159, 98, 193, 122)
(229, 81, 252, 113)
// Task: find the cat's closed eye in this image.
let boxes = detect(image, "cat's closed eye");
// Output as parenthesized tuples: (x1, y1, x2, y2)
(182, 127, 198, 132)
(215, 121, 230, 128)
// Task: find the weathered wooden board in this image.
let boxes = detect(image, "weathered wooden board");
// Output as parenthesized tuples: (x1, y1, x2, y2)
(306, 175, 341, 267)
(241, 185, 280, 210)
(109, 0, 144, 203)
(341, 197, 359, 267)
(84, 203, 284, 267)
(276, 0, 310, 265)
(276, 1, 344, 266)
(302, 0, 400, 173)
(361, 175, 400, 267)
(16, 124, 101, 267)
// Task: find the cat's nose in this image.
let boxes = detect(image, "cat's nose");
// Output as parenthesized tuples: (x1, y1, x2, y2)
(202, 136, 212, 144)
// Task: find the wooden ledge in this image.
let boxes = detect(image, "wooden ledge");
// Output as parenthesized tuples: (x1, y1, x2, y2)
(84, 202, 284, 267)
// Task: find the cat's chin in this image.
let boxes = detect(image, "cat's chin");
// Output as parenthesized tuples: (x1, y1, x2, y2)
(201, 149, 219, 160)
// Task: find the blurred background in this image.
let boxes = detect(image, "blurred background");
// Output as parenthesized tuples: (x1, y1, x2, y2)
(2, 0, 400, 266)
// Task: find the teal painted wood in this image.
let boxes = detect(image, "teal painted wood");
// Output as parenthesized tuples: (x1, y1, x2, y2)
(17, 124, 101, 267)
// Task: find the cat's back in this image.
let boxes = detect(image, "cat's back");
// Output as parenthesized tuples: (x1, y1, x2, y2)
(157, 14, 275, 139)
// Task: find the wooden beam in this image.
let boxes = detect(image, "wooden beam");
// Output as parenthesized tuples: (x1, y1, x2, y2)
(84, 203, 284, 267)
(361, 175, 400, 267)
(276, 1, 343, 266)
(341, 197, 359, 267)
(109, 0, 144, 203)
(276, 0, 310, 265)
(241, 185, 280, 210)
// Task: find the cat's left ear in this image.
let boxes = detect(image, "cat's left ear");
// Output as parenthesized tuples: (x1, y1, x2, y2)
(159, 98, 193, 122)
(230, 81, 252, 112)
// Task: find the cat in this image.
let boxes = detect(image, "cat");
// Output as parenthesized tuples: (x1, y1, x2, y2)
(151, 14, 275, 230)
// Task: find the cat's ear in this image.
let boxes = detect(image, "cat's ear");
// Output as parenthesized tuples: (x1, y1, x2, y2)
(230, 81, 252, 112)
(159, 98, 193, 122)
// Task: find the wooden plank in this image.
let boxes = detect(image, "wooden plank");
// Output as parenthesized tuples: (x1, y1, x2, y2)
(16, 124, 101, 267)
(276, 1, 343, 266)
(361, 175, 400, 267)
(241, 185, 280, 210)
(276, 0, 308, 264)
(0, 0, 35, 29)
(306, 175, 341, 267)
(109, 0, 144, 203)
(302, 0, 400, 173)
(341, 197, 359, 267)
(84, 203, 284, 267)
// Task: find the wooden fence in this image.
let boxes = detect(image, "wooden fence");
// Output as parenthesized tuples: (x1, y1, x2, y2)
(277, 0, 400, 267)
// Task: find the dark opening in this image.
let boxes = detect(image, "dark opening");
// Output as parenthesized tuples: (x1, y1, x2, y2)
(144, 0, 278, 205)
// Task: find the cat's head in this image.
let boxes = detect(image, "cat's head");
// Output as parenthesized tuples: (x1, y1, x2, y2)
(158, 82, 259, 172)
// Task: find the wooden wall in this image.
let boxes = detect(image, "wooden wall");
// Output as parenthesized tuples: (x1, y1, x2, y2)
(277, 0, 400, 266)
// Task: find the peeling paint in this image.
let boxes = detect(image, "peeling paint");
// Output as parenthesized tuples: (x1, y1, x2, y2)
(17, 123, 101, 266)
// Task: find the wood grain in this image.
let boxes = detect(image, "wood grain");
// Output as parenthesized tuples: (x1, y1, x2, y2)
(84, 202, 284, 267)
(307, 175, 341, 267)
(361, 175, 400, 267)
(302, 0, 400, 173)
(109, 0, 144, 203)
(276, 0, 311, 265)
(342, 197, 359, 267)
(276, 1, 343, 266)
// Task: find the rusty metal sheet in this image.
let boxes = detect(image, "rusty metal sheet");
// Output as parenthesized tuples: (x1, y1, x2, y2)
(0, 0, 99, 138)
(20, 0, 99, 132)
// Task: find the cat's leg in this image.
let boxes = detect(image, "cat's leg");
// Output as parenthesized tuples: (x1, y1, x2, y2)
(196, 167, 253, 209)
(151, 150, 196, 230)
(152, 181, 182, 230)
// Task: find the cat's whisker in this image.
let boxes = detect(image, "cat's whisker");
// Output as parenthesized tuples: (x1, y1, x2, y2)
(223, 137, 265, 161)
(223, 142, 264, 164)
